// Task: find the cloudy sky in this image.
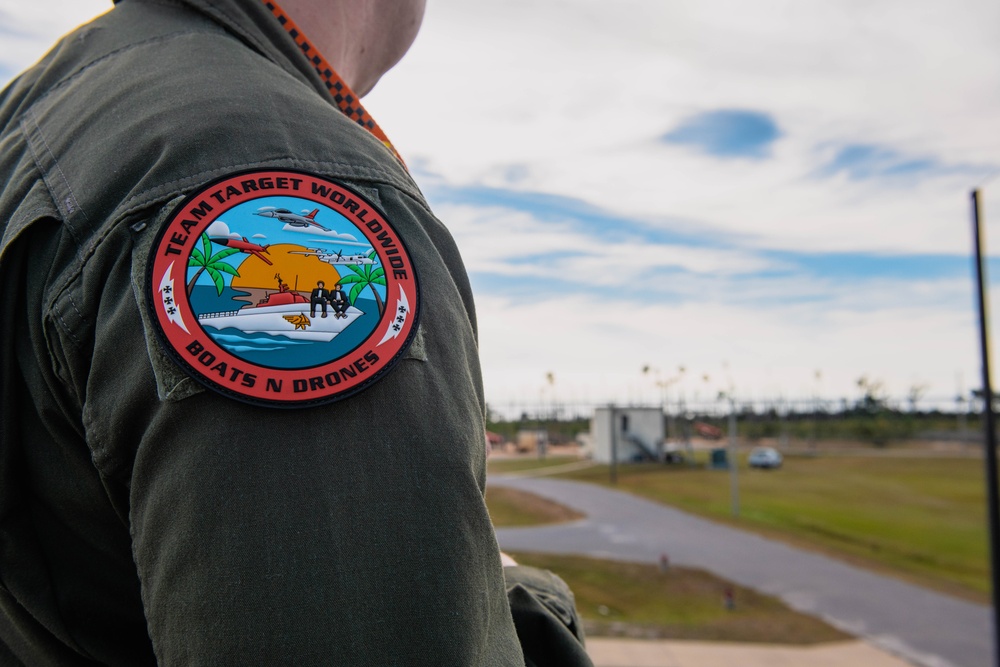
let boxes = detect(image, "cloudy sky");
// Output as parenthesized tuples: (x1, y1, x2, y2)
(4, 0, 1000, 411)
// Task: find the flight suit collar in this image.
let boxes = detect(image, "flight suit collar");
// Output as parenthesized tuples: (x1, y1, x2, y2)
(119, 0, 335, 105)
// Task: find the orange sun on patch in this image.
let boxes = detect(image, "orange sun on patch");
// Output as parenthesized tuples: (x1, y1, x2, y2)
(230, 243, 342, 292)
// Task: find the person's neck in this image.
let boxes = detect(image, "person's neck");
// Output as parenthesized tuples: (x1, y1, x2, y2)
(277, 0, 374, 95)
(260, 0, 415, 167)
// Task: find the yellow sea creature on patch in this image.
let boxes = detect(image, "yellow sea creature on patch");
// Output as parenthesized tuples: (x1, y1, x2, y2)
(283, 313, 311, 330)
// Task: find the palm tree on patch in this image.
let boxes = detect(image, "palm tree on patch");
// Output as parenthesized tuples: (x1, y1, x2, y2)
(339, 250, 385, 317)
(187, 233, 241, 298)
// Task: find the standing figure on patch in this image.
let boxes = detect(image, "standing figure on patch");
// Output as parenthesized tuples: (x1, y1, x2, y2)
(310, 279, 330, 318)
(0, 0, 592, 665)
(330, 282, 349, 319)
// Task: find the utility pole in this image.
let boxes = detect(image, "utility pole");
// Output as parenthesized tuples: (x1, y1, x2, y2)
(728, 395, 740, 518)
(972, 188, 1000, 667)
(958, 372, 969, 434)
(609, 405, 617, 485)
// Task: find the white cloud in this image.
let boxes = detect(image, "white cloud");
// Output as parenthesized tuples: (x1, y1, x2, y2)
(369, 0, 1000, 256)
(7, 0, 997, 407)
(280, 224, 366, 245)
(476, 286, 978, 410)
(438, 203, 778, 283)
(0, 1, 109, 75)
(205, 220, 237, 239)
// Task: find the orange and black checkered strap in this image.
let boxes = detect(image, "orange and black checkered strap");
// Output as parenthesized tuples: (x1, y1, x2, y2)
(261, 0, 407, 170)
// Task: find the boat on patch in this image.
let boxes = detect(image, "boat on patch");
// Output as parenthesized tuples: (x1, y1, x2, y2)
(197, 275, 361, 342)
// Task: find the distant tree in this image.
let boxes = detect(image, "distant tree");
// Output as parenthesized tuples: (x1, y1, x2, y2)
(907, 384, 928, 412)
(855, 375, 886, 413)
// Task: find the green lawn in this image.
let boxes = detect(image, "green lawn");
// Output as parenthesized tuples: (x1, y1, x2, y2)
(555, 454, 989, 601)
(509, 552, 850, 644)
(488, 455, 582, 475)
(488, 451, 990, 600)
(486, 486, 584, 527)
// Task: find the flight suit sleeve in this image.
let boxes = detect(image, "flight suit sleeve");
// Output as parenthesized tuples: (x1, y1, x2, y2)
(64, 182, 525, 666)
(505, 566, 594, 667)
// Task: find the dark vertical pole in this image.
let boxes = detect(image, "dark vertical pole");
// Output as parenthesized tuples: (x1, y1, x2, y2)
(609, 405, 617, 485)
(728, 398, 740, 518)
(972, 188, 1000, 667)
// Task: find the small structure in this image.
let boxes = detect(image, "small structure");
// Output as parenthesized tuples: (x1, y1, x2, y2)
(485, 430, 506, 451)
(516, 429, 549, 454)
(590, 406, 664, 463)
(710, 448, 729, 469)
(693, 421, 723, 440)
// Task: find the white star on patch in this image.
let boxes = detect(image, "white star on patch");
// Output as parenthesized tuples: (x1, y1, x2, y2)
(159, 263, 190, 334)
(378, 288, 410, 346)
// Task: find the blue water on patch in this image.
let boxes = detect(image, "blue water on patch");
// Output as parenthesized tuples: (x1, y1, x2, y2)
(192, 290, 383, 370)
(190, 285, 251, 315)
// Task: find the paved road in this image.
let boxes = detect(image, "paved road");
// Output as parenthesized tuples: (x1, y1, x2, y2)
(586, 638, 913, 667)
(490, 475, 992, 667)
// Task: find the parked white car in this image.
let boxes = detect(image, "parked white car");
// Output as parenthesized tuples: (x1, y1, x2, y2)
(748, 446, 783, 469)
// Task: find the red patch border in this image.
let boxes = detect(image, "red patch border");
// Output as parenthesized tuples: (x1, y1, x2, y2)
(147, 168, 420, 408)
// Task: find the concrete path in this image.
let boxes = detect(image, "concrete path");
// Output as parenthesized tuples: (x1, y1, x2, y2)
(586, 638, 914, 667)
(490, 476, 992, 667)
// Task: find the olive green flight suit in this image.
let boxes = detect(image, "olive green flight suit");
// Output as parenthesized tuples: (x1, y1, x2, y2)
(0, 0, 589, 664)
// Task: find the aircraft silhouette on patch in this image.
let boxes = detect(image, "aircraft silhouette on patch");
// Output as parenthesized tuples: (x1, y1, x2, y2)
(289, 248, 376, 266)
(210, 236, 273, 265)
(254, 206, 331, 232)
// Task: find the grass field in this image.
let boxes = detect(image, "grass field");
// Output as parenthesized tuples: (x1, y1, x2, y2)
(488, 455, 582, 475)
(489, 452, 990, 602)
(486, 486, 584, 527)
(509, 552, 850, 644)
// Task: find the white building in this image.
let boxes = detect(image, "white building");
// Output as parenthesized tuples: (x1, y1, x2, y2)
(590, 406, 664, 463)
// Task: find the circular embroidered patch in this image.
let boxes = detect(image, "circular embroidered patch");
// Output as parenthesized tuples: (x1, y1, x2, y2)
(147, 169, 420, 407)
